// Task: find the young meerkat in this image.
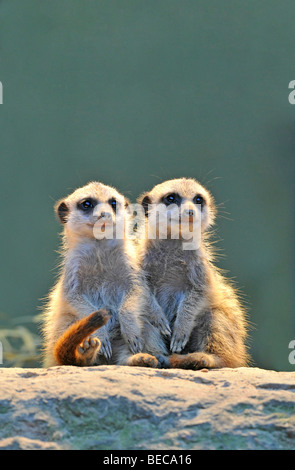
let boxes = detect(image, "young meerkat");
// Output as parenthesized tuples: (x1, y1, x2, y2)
(42, 181, 166, 368)
(137, 177, 249, 370)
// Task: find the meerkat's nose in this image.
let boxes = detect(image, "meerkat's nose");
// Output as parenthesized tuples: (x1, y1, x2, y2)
(98, 211, 112, 220)
(183, 208, 195, 217)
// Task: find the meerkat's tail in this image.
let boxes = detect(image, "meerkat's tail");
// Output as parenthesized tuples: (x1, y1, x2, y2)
(54, 309, 110, 366)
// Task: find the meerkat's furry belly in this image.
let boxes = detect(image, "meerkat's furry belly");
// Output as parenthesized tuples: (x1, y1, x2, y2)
(145, 244, 206, 325)
(156, 287, 186, 324)
(65, 244, 132, 310)
(147, 261, 191, 324)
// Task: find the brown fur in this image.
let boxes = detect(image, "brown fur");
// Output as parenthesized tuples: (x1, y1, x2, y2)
(54, 309, 109, 366)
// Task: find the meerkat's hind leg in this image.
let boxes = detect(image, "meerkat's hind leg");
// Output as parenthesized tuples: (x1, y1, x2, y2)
(77, 336, 101, 366)
(169, 352, 225, 370)
(54, 309, 110, 366)
(117, 349, 159, 368)
(127, 353, 159, 368)
(155, 355, 171, 369)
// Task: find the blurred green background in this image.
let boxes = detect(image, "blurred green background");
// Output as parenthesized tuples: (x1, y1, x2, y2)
(0, 0, 294, 370)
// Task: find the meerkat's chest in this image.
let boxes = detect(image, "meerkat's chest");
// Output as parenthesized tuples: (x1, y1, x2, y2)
(145, 247, 191, 286)
(144, 246, 205, 316)
(65, 244, 132, 305)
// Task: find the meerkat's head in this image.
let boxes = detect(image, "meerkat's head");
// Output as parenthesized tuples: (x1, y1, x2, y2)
(55, 182, 130, 243)
(137, 178, 216, 242)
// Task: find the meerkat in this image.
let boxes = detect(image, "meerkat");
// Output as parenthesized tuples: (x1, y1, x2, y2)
(136, 177, 249, 370)
(42, 181, 167, 368)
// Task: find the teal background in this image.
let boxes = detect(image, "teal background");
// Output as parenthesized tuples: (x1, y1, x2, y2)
(0, 0, 294, 369)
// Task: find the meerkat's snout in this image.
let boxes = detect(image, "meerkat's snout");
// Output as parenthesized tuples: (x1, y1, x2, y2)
(180, 202, 200, 222)
(92, 202, 119, 240)
(92, 203, 115, 224)
(183, 208, 195, 218)
(98, 211, 112, 220)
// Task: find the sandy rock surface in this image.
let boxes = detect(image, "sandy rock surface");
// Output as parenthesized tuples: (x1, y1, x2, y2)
(0, 366, 294, 450)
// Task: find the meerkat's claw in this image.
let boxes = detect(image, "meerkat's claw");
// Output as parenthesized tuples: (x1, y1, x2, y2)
(170, 332, 189, 353)
(158, 319, 171, 337)
(128, 337, 143, 355)
(99, 338, 112, 359)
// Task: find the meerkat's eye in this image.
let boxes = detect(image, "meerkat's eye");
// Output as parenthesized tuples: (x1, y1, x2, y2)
(108, 198, 117, 212)
(194, 195, 204, 206)
(163, 193, 181, 206)
(78, 199, 95, 211)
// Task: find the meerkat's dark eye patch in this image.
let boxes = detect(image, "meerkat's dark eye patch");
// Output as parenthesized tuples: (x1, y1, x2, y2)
(108, 198, 117, 212)
(193, 194, 205, 206)
(77, 198, 96, 212)
(162, 193, 181, 206)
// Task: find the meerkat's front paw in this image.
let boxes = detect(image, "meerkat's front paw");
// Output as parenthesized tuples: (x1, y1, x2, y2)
(120, 324, 143, 354)
(127, 336, 143, 355)
(156, 317, 171, 337)
(94, 326, 112, 359)
(170, 330, 189, 353)
(98, 337, 112, 360)
(77, 335, 101, 363)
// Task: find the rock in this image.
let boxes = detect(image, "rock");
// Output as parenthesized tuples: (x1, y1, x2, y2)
(0, 366, 294, 450)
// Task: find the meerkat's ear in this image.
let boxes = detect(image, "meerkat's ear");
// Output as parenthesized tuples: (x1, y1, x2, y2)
(138, 193, 152, 217)
(55, 200, 69, 224)
(124, 197, 131, 209)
